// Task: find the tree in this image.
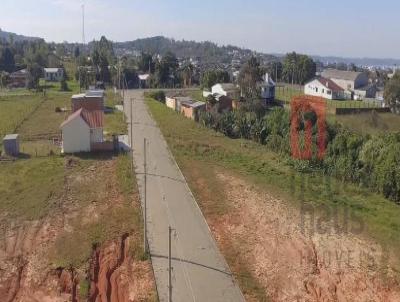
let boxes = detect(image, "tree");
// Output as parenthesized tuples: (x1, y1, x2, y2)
(384, 72, 400, 114)
(153, 51, 178, 87)
(263, 61, 282, 82)
(74, 46, 80, 58)
(138, 53, 155, 74)
(282, 52, 316, 85)
(181, 63, 194, 87)
(200, 70, 230, 90)
(0, 47, 15, 72)
(238, 56, 263, 99)
(27, 63, 42, 90)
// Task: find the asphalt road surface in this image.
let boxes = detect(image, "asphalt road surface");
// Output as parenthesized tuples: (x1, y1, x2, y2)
(124, 90, 245, 302)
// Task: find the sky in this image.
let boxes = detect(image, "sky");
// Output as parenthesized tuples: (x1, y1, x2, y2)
(1, 0, 399, 59)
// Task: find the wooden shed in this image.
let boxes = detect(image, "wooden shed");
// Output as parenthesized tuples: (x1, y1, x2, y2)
(3, 134, 20, 157)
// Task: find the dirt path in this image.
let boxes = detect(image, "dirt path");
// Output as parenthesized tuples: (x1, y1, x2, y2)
(187, 163, 400, 301)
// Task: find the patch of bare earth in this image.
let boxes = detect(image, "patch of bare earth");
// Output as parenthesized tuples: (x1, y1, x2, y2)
(190, 165, 400, 302)
(0, 158, 155, 302)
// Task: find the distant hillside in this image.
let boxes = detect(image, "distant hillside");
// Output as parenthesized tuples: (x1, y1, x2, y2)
(114, 36, 277, 64)
(0, 29, 41, 43)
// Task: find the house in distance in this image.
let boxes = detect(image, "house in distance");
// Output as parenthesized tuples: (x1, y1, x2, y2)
(44, 68, 64, 82)
(304, 77, 345, 100)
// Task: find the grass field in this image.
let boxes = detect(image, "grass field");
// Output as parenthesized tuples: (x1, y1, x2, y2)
(0, 94, 43, 142)
(147, 98, 400, 269)
(330, 112, 400, 135)
(0, 87, 150, 294)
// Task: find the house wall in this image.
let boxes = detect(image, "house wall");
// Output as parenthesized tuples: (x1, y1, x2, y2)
(62, 117, 91, 153)
(3, 139, 19, 156)
(211, 84, 228, 96)
(180, 106, 194, 120)
(166, 97, 176, 111)
(261, 85, 276, 100)
(45, 70, 64, 82)
(304, 80, 335, 100)
(90, 128, 104, 143)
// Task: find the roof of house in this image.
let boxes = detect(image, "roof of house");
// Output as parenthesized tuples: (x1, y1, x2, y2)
(71, 93, 86, 99)
(139, 74, 150, 80)
(44, 68, 62, 73)
(313, 77, 344, 92)
(181, 100, 206, 108)
(10, 69, 28, 76)
(86, 90, 105, 98)
(354, 84, 376, 92)
(3, 134, 19, 140)
(60, 108, 104, 129)
(321, 69, 363, 82)
(174, 96, 193, 103)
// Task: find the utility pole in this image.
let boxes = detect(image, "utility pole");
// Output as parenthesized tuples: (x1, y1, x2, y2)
(82, 4, 86, 51)
(143, 137, 148, 255)
(168, 226, 172, 302)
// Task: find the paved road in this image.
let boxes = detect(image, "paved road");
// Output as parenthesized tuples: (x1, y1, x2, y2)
(124, 90, 245, 302)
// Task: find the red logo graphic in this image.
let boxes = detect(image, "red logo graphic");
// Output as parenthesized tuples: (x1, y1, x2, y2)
(290, 96, 327, 160)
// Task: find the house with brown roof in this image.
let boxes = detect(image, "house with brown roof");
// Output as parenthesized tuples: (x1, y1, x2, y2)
(180, 100, 206, 121)
(60, 108, 104, 153)
(71, 90, 105, 112)
(9, 69, 28, 88)
(304, 77, 345, 100)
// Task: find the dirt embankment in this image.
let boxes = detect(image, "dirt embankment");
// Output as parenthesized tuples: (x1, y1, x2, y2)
(192, 167, 400, 302)
(0, 158, 155, 302)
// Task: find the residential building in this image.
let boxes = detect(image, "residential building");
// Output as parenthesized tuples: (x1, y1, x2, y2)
(304, 77, 345, 100)
(60, 108, 104, 153)
(166, 96, 194, 112)
(259, 73, 276, 102)
(354, 84, 377, 100)
(9, 69, 28, 88)
(211, 83, 240, 99)
(321, 69, 369, 99)
(71, 90, 105, 112)
(44, 68, 64, 82)
(180, 100, 206, 120)
(139, 74, 150, 88)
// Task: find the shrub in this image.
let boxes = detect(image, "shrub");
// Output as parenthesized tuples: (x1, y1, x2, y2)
(148, 90, 166, 103)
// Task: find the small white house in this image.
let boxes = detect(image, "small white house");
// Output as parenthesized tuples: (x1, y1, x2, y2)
(139, 74, 150, 88)
(60, 108, 104, 153)
(211, 83, 239, 98)
(304, 77, 345, 100)
(44, 68, 64, 82)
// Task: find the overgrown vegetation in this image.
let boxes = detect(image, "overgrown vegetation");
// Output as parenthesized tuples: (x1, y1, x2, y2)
(147, 98, 400, 256)
(197, 101, 400, 204)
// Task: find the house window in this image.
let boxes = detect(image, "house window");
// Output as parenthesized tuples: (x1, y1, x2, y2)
(322, 89, 325, 93)
(327, 90, 332, 95)
(315, 87, 318, 92)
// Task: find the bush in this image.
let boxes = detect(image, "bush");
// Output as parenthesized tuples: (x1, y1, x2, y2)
(148, 90, 166, 103)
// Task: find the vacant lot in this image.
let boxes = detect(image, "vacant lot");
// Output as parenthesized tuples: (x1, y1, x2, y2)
(147, 97, 400, 301)
(331, 111, 400, 135)
(0, 89, 155, 301)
